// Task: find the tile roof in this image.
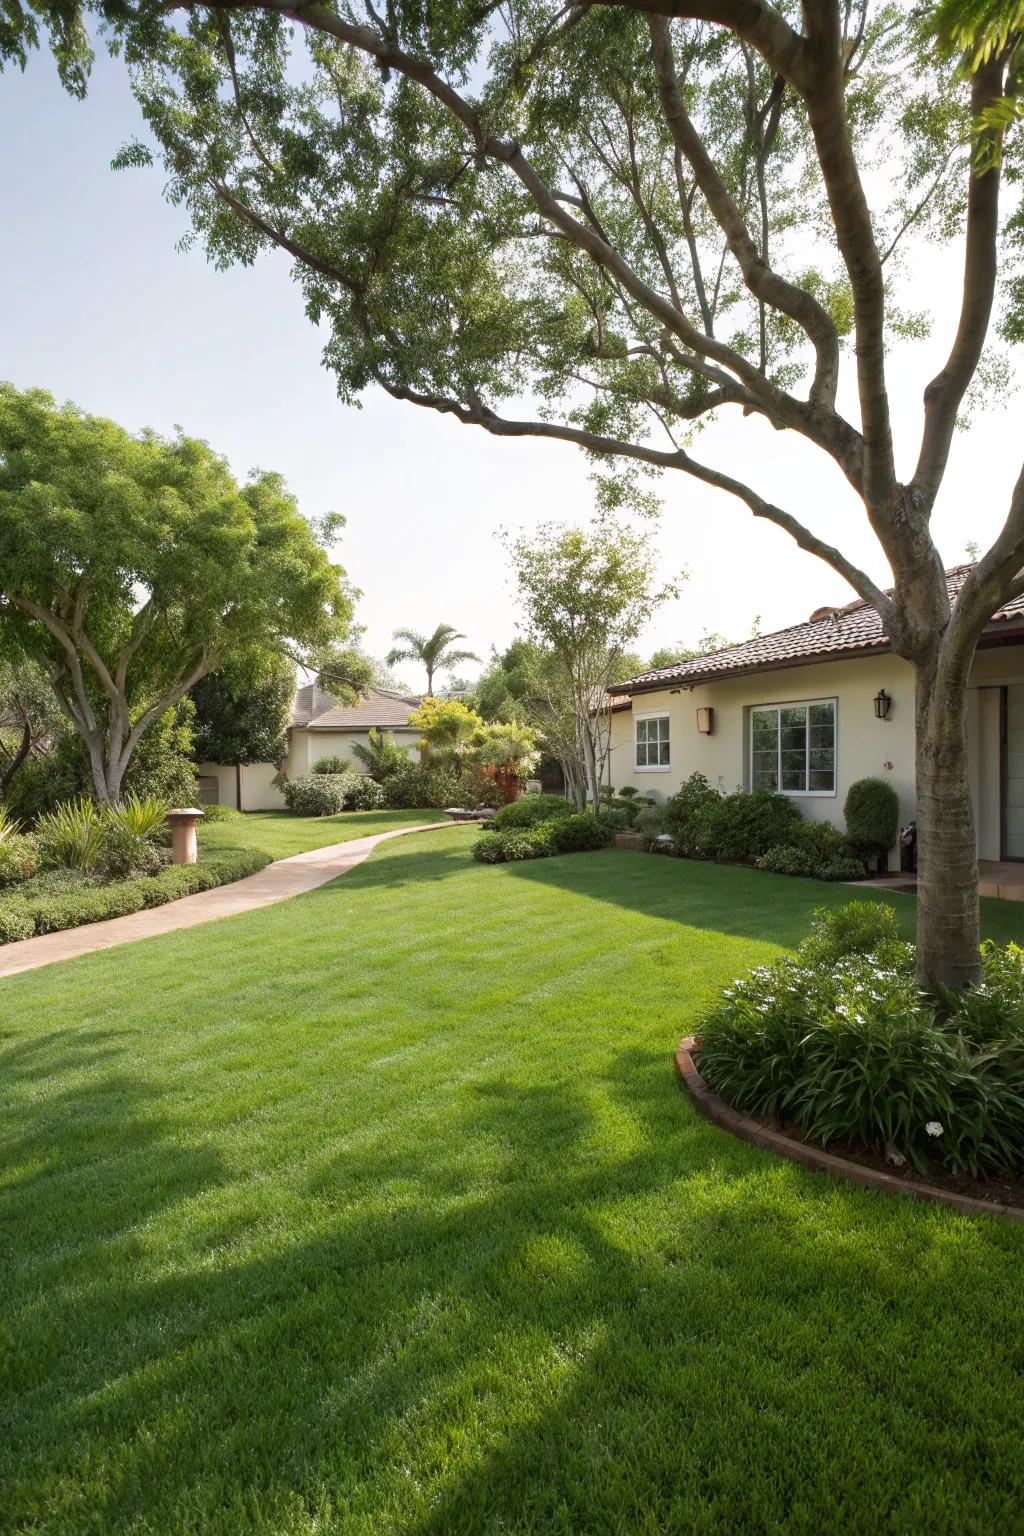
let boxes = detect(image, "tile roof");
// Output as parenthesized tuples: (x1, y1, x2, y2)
(621, 566, 1024, 695)
(290, 684, 422, 731)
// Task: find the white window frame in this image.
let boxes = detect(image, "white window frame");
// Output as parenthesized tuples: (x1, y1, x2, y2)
(748, 696, 838, 798)
(635, 711, 671, 773)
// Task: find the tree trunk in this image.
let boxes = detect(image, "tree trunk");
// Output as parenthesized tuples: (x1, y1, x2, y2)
(914, 656, 981, 992)
(0, 718, 32, 801)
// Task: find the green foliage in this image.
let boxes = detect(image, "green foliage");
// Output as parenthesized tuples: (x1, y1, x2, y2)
(109, 793, 169, 840)
(311, 754, 352, 776)
(633, 806, 669, 846)
(378, 762, 463, 809)
(348, 777, 386, 810)
(697, 788, 803, 863)
(0, 831, 39, 887)
(96, 821, 165, 881)
(35, 798, 107, 872)
(0, 385, 354, 801)
(664, 773, 722, 856)
(191, 656, 295, 769)
(617, 786, 639, 800)
(757, 821, 866, 881)
(548, 813, 610, 854)
(282, 773, 356, 817)
(493, 794, 572, 829)
(596, 806, 631, 832)
(0, 739, 81, 826)
(0, 844, 272, 944)
(351, 729, 412, 781)
(698, 917, 1024, 1178)
(844, 777, 901, 855)
(408, 697, 481, 759)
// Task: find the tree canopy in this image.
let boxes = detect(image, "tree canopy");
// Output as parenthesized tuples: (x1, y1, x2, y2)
(0, 384, 356, 801)
(191, 654, 297, 770)
(386, 625, 480, 696)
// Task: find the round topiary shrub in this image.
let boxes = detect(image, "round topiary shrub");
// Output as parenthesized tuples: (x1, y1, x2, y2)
(199, 804, 241, 822)
(844, 777, 900, 860)
(548, 813, 609, 854)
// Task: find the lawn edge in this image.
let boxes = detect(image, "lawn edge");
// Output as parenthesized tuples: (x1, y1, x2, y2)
(675, 1036, 1024, 1224)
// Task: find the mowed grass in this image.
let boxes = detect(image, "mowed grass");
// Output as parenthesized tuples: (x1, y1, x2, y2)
(2, 831, 1023, 1535)
(198, 807, 444, 860)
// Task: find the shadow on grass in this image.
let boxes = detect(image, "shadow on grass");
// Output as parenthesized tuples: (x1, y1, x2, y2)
(3, 1031, 1023, 1534)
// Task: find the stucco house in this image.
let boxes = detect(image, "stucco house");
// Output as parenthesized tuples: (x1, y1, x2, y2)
(608, 566, 1024, 866)
(196, 684, 422, 811)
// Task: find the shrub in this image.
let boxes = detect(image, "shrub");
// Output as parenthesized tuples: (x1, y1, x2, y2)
(0, 906, 34, 942)
(36, 798, 107, 872)
(348, 776, 386, 810)
(379, 762, 463, 809)
(845, 777, 900, 858)
(351, 729, 412, 781)
(198, 803, 241, 822)
(109, 793, 169, 840)
(757, 820, 866, 881)
(634, 806, 669, 847)
(548, 813, 609, 854)
(618, 785, 639, 800)
(664, 773, 722, 856)
(0, 845, 272, 944)
(0, 831, 39, 887)
(282, 773, 353, 816)
(493, 794, 573, 829)
(699, 788, 802, 863)
(471, 831, 507, 863)
(97, 822, 165, 881)
(597, 807, 631, 833)
(697, 908, 1024, 1177)
(311, 754, 351, 775)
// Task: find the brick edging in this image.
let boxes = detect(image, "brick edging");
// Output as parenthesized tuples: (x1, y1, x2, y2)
(675, 1036, 1024, 1223)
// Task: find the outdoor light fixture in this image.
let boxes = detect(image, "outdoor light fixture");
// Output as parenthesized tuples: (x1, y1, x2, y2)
(696, 707, 714, 735)
(874, 688, 892, 720)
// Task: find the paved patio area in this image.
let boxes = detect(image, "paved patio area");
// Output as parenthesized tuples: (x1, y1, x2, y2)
(859, 860, 1024, 903)
(0, 821, 467, 981)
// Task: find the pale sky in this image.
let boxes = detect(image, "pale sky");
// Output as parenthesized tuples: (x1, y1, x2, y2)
(3, 42, 1019, 688)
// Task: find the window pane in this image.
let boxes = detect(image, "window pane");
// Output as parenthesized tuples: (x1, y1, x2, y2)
(752, 752, 778, 789)
(658, 740, 670, 765)
(809, 768, 834, 791)
(809, 702, 835, 729)
(752, 710, 778, 751)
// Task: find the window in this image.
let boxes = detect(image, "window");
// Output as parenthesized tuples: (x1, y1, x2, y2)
(750, 699, 836, 795)
(636, 714, 670, 770)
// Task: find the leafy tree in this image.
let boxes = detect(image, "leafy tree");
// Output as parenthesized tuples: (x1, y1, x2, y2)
(8, 2, 1024, 983)
(472, 640, 544, 722)
(0, 656, 62, 802)
(386, 625, 480, 696)
(408, 696, 481, 760)
(191, 654, 296, 807)
(0, 386, 354, 804)
(506, 518, 677, 811)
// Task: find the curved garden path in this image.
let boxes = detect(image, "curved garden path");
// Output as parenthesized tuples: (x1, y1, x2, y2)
(0, 821, 466, 981)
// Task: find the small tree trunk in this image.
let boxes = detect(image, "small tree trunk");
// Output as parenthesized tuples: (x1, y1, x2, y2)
(0, 719, 32, 801)
(914, 656, 981, 992)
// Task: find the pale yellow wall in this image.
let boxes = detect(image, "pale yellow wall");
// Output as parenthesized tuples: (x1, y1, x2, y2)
(198, 728, 421, 813)
(608, 646, 1024, 858)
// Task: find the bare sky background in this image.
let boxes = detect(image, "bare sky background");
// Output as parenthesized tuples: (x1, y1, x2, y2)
(3, 41, 1018, 687)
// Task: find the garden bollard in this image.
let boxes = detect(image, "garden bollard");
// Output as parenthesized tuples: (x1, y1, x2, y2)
(165, 808, 205, 865)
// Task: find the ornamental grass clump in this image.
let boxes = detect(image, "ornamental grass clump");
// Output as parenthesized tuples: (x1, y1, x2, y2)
(697, 904, 1024, 1178)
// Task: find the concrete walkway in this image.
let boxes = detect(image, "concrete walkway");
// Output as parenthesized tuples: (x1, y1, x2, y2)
(0, 821, 466, 982)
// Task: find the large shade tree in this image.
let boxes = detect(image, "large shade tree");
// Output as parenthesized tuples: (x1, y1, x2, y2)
(5, 1, 1024, 986)
(0, 385, 356, 803)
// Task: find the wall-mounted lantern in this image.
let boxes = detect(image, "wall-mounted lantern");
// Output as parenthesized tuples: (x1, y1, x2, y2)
(696, 706, 714, 735)
(873, 688, 892, 720)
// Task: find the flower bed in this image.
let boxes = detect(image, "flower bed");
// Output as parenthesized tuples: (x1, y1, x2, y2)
(693, 902, 1024, 1190)
(0, 846, 272, 944)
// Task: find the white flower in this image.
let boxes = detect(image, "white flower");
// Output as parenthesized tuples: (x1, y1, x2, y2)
(925, 1121, 944, 1138)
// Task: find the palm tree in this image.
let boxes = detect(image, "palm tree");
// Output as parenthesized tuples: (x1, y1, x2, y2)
(386, 624, 480, 696)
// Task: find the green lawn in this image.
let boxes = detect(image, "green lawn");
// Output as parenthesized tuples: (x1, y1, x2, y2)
(2, 832, 1023, 1534)
(198, 807, 445, 860)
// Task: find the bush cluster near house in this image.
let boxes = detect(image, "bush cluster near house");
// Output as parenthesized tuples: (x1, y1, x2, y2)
(698, 903, 1024, 1180)
(0, 797, 270, 944)
(472, 795, 609, 863)
(663, 773, 868, 882)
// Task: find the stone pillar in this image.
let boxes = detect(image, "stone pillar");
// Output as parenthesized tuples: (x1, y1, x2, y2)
(166, 808, 205, 865)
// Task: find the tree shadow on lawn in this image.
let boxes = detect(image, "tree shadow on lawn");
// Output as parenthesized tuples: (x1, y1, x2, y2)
(4, 1036, 1023, 1535)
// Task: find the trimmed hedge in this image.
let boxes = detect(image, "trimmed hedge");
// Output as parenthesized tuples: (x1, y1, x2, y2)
(845, 776, 900, 857)
(0, 845, 272, 945)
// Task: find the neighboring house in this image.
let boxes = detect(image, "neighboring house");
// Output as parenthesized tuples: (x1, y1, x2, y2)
(608, 566, 1024, 864)
(196, 685, 422, 811)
